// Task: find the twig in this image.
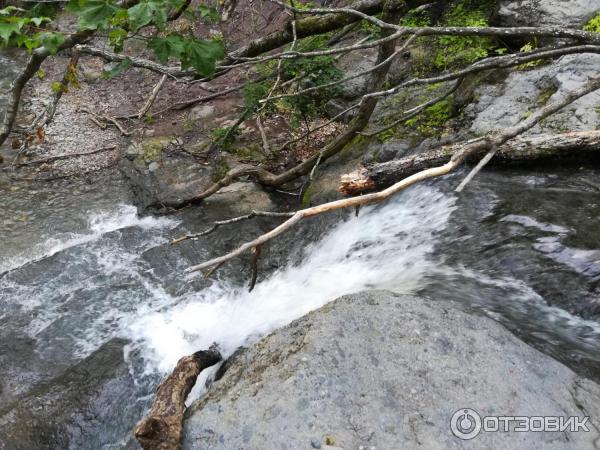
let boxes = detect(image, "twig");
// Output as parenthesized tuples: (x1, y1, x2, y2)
(455, 146, 497, 192)
(248, 245, 261, 292)
(138, 74, 167, 119)
(15, 146, 117, 167)
(171, 210, 295, 244)
(256, 116, 271, 155)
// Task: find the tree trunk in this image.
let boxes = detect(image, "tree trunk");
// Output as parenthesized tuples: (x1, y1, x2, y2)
(133, 348, 222, 450)
(340, 130, 600, 195)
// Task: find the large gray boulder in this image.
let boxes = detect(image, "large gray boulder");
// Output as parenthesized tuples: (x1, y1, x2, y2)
(183, 291, 600, 449)
(495, 0, 599, 28)
(467, 54, 600, 136)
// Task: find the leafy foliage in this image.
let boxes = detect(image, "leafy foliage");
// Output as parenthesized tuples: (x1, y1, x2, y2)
(211, 126, 241, 151)
(279, 35, 343, 118)
(101, 58, 133, 78)
(432, 1, 494, 70)
(1, 0, 225, 79)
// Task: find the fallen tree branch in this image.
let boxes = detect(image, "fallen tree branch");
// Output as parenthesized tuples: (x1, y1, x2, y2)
(340, 130, 600, 194)
(43, 50, 81, 127)
(75, 44, 197, 78)
(14, 145, 117, 167)
(187, 77, 600, 273)
(134, 347, 222, 450)
(171, 210, 294, 245)
(138, 74, 168, 119)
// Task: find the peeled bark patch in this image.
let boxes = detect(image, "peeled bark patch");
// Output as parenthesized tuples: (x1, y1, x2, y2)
(134, 348, 222, 450)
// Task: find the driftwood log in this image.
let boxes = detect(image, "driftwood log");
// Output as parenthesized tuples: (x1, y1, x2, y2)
(340, 130, 600, 195)
(134, 348, 222, 450)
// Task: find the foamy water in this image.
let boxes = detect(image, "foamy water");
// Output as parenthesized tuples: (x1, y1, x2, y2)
(128, 186, 456, 373)
(0, 204, 178, 274)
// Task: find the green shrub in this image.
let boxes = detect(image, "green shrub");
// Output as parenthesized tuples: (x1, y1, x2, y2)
(211, 126, 241, 151)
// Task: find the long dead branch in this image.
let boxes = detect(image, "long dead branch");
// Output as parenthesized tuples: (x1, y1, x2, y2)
(341, 130, 600, 195)
(186, 77, 600, 273)
(14, 145, 117, 167)
(134, 348, 222, 450)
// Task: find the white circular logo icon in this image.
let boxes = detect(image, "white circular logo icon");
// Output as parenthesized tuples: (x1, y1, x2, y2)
(451, 408, 482, 440)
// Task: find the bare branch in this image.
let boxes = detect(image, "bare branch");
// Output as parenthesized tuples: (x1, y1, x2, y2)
(75, 44, 196, 78)
(138, 74, 167, 119)
(171, 210, 295, 245)
(187, 77, 600, 273)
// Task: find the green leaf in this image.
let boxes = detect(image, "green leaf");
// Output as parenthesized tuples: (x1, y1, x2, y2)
(38, 31, 65, 54)
(127, 1, 167, 32)
(0, 6, 24, 15)
(101, 57, 132, 79)
(67, 0, 118, 30)
(0, 22, 21, 42)
(148, 32, 184, 64)
(181, 38, 224, 77)
(108, 28, 127, 52)
(197, 5, 219, 21)
(30, 17, 51, 27)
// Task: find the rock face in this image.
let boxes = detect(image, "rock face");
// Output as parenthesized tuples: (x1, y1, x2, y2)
(495, 0, 599, 28)
(183, 291, 600, 449)
(467, 54, 600, 136)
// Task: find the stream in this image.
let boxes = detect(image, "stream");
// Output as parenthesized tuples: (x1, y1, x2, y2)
(1, 164, 600, 448)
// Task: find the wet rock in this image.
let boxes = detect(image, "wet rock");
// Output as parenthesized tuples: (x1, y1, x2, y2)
(191, 104, 216, 121)
(495, 0, 599, 28)
(202, 181, 275, 214)
(183, 291, 600, 449)
(363, 138, 413, 164)
(0, 338, 140, 450)
(120, 136, 215, 209)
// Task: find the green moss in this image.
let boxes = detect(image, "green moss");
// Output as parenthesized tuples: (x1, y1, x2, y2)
(584, 12, 600, 33)
(212, 160, 230, 182)
(211, 125, 241, 151)
(233, 144, 264, 162)
(139, 140, 165, 162)
(300, 187, 313, 208)
(537, 85, 558, 106)
(182, 115, 196, 133)
(408, 0, 504, 75)
(403, 98, 454, 136)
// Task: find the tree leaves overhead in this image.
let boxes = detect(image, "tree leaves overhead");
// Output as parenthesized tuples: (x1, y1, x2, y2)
(150, 33, 224, 77)
(181, 38, 224, 77)
(67, 0, 118, 30)
(0, 0, 224, 78)
(127, 1, 167, 32)
(149, 33, 184, 64)
(101, 57, 133, 78)
(38, 31, 66, 54)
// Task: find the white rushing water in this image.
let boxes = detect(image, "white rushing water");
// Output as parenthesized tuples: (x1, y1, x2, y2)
(0, 204, 178, 274)
(128, 185, 456, 373)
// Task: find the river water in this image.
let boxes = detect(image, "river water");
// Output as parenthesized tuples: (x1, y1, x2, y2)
(1, 164, 600, 448)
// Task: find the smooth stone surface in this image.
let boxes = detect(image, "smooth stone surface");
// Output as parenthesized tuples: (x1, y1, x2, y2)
(183, 291, 600, 449)
(495, 0, 599, 28)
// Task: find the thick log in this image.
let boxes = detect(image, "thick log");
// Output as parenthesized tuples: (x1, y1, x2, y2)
(134, 348, 222, 450)
(340, 130, 600, 195)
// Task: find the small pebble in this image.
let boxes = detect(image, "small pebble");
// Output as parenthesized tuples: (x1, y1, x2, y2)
(311, 438, 321, 449)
